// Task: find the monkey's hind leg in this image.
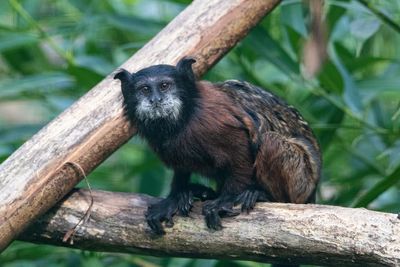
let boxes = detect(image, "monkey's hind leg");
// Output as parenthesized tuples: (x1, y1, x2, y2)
(255, 132, 320, 204)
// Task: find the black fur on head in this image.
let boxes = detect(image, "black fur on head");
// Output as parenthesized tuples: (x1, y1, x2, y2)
(114, 56, 198, 139)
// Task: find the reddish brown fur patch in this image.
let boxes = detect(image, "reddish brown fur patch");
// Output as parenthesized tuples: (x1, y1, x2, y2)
(255, 132, 317, 203)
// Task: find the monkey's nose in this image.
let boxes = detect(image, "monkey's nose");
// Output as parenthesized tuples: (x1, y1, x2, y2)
(150, 97, 163, 105)
(152, 98, 162, 104)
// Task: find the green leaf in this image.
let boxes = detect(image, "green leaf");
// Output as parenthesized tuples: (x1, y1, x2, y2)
(313, 103, 345, 150)
(0, 72, 74, 98)
(330, 43, 363, 115)
(245, 27, 300, 76)
(0, 32, 38, 52)
(317, 60, 344, 93)
(280, 2, 307, 37)
(357, 76, 400, 92)
(106, 14, 164, 36)
(326, 2, 348, 34)
(75, 55, 114, 75)
(284, 26, 303, 59)
(350, 17, 380, 40)
(353, 165, 400, 208)
(66, 65, 103, 89)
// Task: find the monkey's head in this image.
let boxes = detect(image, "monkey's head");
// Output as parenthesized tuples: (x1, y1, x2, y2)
(114, 57, 197, 124)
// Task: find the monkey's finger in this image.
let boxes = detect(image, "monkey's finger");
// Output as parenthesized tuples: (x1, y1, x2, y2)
(145, 210, 165, 235)
(147, 218, 165, 235)
(185, 191, 194, 210)
(177, 192, 192, 216)
(219, 207, 240, 217)
(250, 191, 259, 207)
(241, 193, 250, 208)
(205, 210, 223, 231)
(235, 190, 249, 206)
(242, 192, 254, 213)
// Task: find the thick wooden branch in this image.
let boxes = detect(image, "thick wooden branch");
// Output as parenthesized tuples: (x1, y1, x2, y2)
(0, 0, 281, 251)
(18, 189, 400, 266)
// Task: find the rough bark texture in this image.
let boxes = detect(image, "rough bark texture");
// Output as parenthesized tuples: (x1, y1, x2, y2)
(0, 0, 281, 251)
(19, 189, 400, 266)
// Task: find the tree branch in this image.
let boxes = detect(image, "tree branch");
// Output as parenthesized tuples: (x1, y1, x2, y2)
(18, 189, 400, 266)
(0, 0, 281, 251)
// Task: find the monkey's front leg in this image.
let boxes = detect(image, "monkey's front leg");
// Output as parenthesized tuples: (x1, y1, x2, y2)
(146, 171, 216, 235)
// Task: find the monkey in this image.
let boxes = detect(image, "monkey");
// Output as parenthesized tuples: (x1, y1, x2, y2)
(114, 56, 321, 235)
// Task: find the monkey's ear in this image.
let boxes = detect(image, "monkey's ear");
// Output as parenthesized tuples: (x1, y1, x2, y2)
(176, 56, 196, 83)
(114, 68, 132, 83)
(114, 69, 134, 99)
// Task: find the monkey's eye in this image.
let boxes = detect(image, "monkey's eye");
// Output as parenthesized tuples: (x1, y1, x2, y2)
(140, 86, 150, 94)
(160, 82, 170, 92)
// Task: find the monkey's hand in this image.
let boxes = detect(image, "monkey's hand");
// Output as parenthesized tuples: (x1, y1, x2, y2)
(146, 184, 216, 235)
(202, 194, 240, 231)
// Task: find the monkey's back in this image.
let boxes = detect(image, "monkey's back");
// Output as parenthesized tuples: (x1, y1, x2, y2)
(215, 80, 320, 153)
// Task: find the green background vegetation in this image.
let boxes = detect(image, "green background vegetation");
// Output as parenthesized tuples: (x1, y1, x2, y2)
(1, 0, 399, 266)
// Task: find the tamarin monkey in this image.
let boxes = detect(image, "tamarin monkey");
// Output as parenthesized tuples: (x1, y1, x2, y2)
(115, 56, 321, 235)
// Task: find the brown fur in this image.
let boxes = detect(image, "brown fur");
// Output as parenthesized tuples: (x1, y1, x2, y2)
(255, 133, 318, 203)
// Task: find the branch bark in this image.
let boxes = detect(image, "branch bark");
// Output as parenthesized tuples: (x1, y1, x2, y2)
(18, 189, 400, 266)
(0, 0, 281, 251)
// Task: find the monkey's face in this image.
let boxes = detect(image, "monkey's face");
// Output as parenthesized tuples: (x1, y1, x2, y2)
(132, 75, 182, 121)
(115, 57, 197, 124)
(116, 65, 186, 122)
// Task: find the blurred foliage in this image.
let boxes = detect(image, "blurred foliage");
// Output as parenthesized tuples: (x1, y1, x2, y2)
(0, 0, 400, 266)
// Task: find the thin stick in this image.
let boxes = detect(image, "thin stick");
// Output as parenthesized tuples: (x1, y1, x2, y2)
(62, 162, 94, 245)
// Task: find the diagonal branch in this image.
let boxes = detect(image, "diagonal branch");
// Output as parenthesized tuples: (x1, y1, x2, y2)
(18, 189, 400, 266)
(0, 0, 281, 251)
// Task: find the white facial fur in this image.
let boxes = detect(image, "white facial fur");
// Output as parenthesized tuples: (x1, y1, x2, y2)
(135, 92, 182, 121)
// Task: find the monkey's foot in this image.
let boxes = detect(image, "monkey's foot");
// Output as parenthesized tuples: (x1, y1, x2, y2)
(146, 196, 179, 235)
(146, 190, 193, 235)
(202, 195, 240, 231)
(235, 188, 270, 213)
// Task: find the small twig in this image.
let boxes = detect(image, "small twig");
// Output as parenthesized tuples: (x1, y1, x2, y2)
(62, 161, 94, 245)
